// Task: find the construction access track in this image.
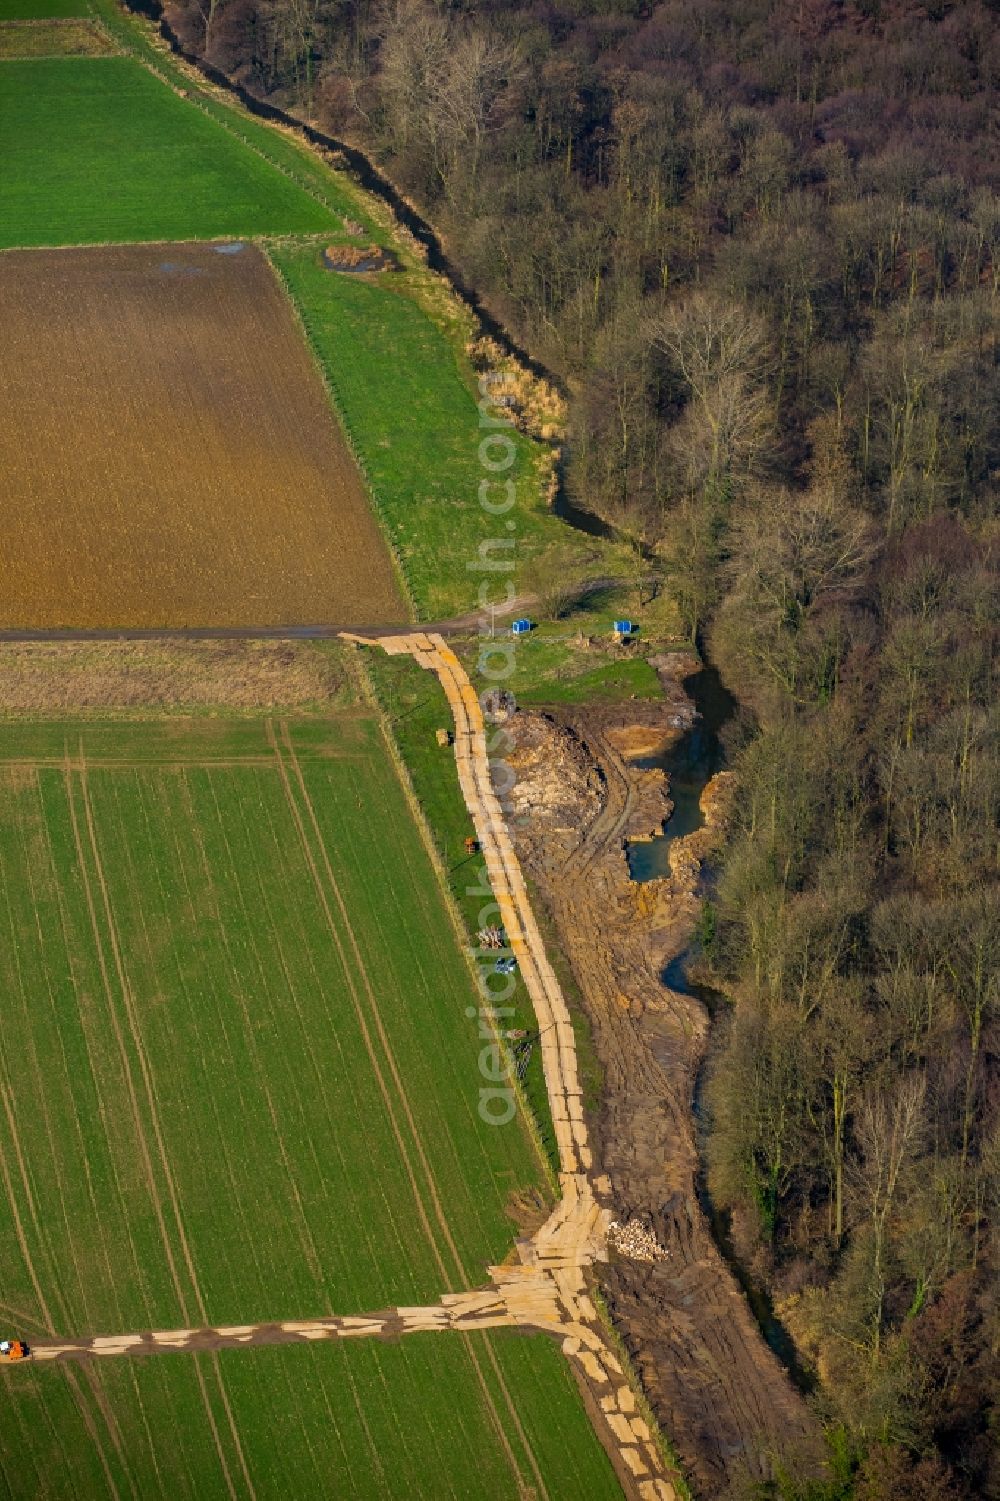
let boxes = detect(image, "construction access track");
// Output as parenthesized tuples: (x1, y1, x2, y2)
(14, 632, 683, 1501)
(498, 672, 825, 1497)
(14, 633, 825, 1498)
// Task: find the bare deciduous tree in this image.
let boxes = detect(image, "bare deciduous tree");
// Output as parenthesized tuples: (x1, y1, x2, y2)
(648, 291, 773, 505)
(850, 1076, 926, 1358)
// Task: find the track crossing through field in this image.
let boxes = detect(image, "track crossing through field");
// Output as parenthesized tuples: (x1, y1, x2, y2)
(63, 749, 255, 1500)
(2, 642, 683, 1501)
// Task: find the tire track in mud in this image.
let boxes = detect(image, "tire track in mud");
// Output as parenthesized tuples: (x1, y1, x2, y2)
(563, 728, 635, 879)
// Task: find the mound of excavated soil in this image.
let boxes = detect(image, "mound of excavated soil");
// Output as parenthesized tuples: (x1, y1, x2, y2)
(503, 698, 823, 1497)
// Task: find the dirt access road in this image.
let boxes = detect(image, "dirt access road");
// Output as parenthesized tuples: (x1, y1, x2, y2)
(502, 668, 822, 1498)
(5, 633, 815, 1496)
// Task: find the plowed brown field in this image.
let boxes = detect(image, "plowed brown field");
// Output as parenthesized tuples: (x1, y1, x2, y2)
(0, 242, 406, 627)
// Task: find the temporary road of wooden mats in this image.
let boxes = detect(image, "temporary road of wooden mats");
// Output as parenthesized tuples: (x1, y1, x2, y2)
(16, 633, 680, 1501)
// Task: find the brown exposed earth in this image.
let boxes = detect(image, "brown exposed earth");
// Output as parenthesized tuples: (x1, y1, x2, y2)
(0, 19, 115, 58)
(503, 654, 823, 1498)
(322, 242, 396, 273)
(0, 241, 405, 628)
(0, 638, 350, 714)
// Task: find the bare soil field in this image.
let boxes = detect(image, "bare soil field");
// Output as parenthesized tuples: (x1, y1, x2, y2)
(0, 241, 406, 627)
(0, 639, 351, 714)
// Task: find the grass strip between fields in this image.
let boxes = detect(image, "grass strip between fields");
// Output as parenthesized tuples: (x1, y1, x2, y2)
(361, 649, 566, 1170)
(270, 244, 583, 620)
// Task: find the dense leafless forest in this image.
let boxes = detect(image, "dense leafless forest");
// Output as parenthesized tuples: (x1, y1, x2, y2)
(166, 0, 998, 1493)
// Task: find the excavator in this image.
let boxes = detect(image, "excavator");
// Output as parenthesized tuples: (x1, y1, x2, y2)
(0, 1339, 30, 1363)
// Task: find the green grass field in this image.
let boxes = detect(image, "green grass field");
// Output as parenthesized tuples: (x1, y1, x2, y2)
(0, 0, 88, 15)
(90, 0, 380, 236)
(0, 711, 623, 1497)
(0, 56, 338, 247)
(0, 710, 625, 1492)
(0, 716, 546, 1334)
(269, 246, 586, 618)
(1, 1335, 621, 1499)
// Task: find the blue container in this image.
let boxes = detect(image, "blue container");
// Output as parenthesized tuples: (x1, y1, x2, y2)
(614, 619, 637, 636)
(511, 618, 532, 636)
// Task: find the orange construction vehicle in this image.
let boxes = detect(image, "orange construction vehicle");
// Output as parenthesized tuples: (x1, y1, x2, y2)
(0, 1339, 30, 1363)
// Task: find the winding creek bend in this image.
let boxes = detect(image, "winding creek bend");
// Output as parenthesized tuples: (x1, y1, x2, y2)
(502, 678, 821, 1495)
(625, 665, 735, 883)
(624, 664, 813, 1393)
(100, 4, 818, 1477)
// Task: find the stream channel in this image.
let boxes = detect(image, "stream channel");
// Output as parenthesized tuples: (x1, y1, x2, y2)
(626, 665, 812, 1388)
(121, 0, 808, 1383)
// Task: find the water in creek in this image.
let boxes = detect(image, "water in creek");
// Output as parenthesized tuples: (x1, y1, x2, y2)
(638, 670, 813, 1390)
(680, 958, 812, 1388)
(625, 665, 736, 883)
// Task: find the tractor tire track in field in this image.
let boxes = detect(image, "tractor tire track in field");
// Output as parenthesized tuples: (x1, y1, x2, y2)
(265, 718, 541, 1500)
(81, 761, 259, 1501)
(0, 807, 136, 1499)
(275, 719, 551, 1496)
(0, 1072, 135, 1501)
(6, 651, 679, 1501)
(63, 751, 251, 1501)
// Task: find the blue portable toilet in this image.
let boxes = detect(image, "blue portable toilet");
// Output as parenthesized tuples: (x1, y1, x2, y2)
(613, 619, 637, 639)
(512, 618, 532, 636)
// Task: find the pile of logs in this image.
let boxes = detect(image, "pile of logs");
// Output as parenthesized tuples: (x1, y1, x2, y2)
(477, 926, 507, 950)
(607, 1219, 668, 1263)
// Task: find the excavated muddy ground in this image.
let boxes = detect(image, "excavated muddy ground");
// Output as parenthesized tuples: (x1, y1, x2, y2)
(502, 653, 821, 1499)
